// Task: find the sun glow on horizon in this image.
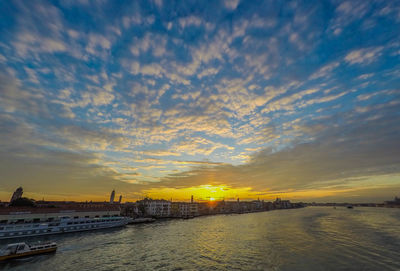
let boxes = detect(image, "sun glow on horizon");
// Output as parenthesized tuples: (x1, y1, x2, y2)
(142, 184, 256, 202)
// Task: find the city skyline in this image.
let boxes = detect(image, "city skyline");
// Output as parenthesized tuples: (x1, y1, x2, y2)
(1, 0, 399, 203)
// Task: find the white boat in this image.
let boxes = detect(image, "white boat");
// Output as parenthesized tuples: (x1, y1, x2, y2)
(0, 242, 57, 261)
(0, 215, 132, 239)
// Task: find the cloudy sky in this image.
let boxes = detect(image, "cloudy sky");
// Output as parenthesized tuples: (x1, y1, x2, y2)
(0, 0, 399, 203)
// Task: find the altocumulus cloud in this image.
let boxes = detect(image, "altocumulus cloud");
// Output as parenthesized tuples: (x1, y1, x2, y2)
(0, 0, 399, 201)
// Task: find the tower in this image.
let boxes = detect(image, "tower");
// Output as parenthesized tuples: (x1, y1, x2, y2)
(110, 190, 115, 203)
(118, 195, 122, 204)
(191, 195, 193, 203)
(10, 187, 23, 202)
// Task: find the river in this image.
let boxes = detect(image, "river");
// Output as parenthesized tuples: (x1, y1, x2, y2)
(1, 207, 399, 270)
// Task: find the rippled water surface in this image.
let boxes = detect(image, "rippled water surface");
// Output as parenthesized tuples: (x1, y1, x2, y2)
(1, 207, 400, 271)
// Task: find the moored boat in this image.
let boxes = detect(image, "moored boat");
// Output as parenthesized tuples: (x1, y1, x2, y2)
(0, 242, 57, 261)
(0, 206, 134, 240)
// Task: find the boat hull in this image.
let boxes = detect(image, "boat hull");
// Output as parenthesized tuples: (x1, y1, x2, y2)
(0, 247, 57, 261)
(0, 218, 132, 240)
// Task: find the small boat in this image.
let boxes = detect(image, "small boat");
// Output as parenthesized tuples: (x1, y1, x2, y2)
(0, 242, 57, 261)
(347, 205, 353, 209)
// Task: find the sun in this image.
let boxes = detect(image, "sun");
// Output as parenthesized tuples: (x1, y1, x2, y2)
(209, 197, 216, 201)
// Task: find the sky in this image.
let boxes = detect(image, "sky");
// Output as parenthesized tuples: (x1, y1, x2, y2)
(0, 0, 399, 203)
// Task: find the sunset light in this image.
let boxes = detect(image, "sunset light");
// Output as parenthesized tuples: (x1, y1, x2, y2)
(0, 1, 399, 270)
(143, 184, 255, 202)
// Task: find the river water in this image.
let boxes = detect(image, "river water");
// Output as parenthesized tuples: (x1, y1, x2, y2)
(1, 207, 399, 271)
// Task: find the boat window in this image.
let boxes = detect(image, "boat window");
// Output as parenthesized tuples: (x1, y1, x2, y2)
(74, 216, 79, 219)
(85, 216, 90, 218)
(33, 218, 40, 223)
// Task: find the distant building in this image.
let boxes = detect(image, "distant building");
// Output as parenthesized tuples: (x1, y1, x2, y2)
(137, 198, 171, 217)
(274, 197, 291, 209)
(110, 190, 115, 204)
(10, 187, 23, 203)
(197, 202, 211, 215)
(121, 202, 139, 218)
(118, 195, 122, 204)
(171, 197, 197, 218)
(189, 203, 198, 216)
(178, 202, 190, 217)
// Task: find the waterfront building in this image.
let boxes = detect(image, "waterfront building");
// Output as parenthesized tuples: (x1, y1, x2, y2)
(189, 202, 198, 217)
(170, 202, 189, 218)
(251, 199, 263, 211)
(274, 198, 292, 209)
(110, 190, 115, 204)
(136, 198, 171, 217)
(197, 202, 210, 215)
(121, 202, 139, 217)
(170, 202, 180, 217)
(10, 187, 23, 203)
(179, 203, 190, 217)
(170, 201, 198, 218)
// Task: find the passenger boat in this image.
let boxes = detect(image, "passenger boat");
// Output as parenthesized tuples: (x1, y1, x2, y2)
(0, 242, 57, 261)
(0, 205, 134, 240)
(0, 215, 132, 240)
